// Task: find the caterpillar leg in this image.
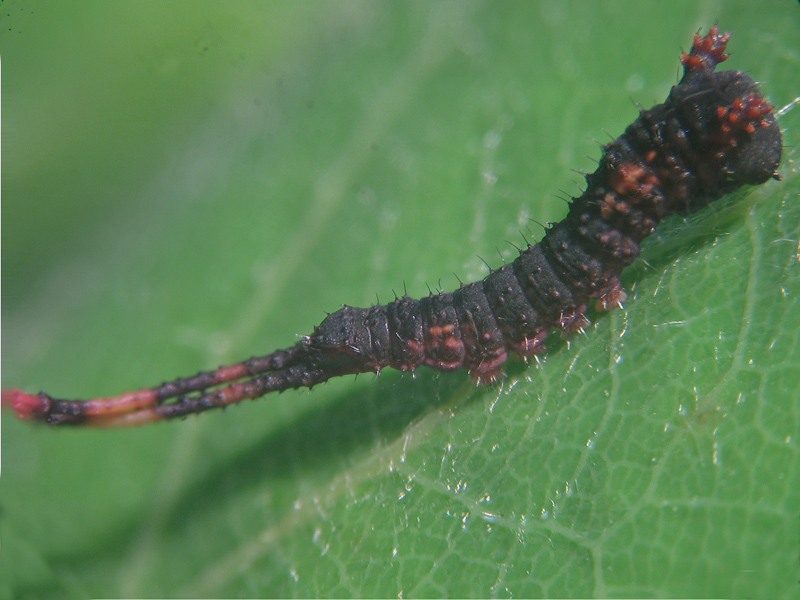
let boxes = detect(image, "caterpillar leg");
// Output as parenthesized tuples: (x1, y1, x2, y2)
(1, 342, 344, 427)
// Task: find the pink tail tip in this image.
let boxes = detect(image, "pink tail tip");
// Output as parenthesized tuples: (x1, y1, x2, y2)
(1, 389, 47, 419)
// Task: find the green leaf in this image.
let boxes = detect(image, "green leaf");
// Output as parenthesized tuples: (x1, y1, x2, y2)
(2, 2, 798, 598)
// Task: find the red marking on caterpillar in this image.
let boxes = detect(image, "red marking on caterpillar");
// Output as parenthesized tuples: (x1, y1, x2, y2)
(3, 27, 783, 427)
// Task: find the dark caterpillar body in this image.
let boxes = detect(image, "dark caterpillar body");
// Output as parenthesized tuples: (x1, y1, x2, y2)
(3, 27, 782, 427)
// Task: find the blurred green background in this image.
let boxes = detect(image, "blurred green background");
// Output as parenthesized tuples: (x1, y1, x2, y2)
(2, 1, 799, 598)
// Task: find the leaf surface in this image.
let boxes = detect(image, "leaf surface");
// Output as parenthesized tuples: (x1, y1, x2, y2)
(2, 2, 798, 598)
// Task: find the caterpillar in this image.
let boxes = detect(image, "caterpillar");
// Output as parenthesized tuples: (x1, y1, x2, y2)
(3, 26, 782, 427)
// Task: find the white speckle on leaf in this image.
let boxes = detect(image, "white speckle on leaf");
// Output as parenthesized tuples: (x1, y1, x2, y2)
(625, 73, 645, 93)
(481, 511, 500, 523)
(483, 129, 501, 149)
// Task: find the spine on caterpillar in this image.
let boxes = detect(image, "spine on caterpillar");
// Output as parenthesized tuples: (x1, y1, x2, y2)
(3, 27, 782, 427)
